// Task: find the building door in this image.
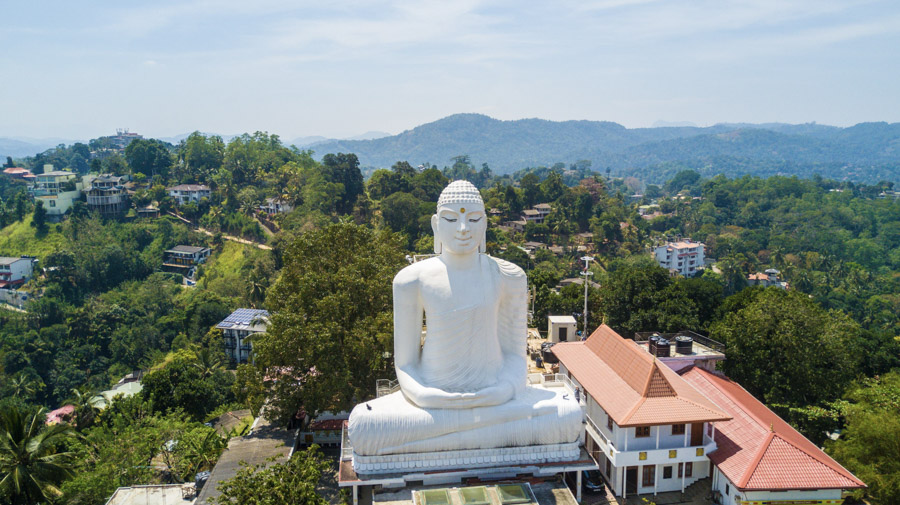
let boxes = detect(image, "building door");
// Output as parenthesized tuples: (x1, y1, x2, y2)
(626, 467, 638, 494)
(642, 466, 656, 488)
(691, 423, 703, 446)
(559, 327, 568, 342)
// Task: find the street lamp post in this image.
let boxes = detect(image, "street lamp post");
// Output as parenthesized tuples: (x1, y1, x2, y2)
(580, 255, 594, 336)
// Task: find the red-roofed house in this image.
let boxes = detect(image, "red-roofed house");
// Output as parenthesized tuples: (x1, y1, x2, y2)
(553, 325, 731, 498)
(680, 366, 864, 505)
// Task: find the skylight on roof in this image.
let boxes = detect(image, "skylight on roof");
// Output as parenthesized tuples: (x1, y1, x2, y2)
(459, 487, 490, 505)
(420, 489, 451, 505)
(496, 484, 530, 504)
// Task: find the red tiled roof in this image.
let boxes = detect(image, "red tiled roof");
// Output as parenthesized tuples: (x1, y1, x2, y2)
(679, 366, 865, 491)
(307, 418, 345, 430)
(552, 325, 731, 427)
(3, 167, 30, 175)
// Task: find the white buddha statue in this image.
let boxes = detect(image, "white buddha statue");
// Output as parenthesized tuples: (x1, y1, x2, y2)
(348, 181, 581, 458)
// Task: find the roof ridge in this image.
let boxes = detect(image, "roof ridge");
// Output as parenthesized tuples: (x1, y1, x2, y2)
(621, 396, 646, 425)
(738, 431, 776, 489)
(691, 368, 773, 431)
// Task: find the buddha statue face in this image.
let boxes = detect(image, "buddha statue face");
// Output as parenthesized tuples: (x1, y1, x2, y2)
(431, 180, 487, 255)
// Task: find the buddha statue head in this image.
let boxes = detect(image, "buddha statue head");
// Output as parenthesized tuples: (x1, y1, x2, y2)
(432, 180, 487, 255)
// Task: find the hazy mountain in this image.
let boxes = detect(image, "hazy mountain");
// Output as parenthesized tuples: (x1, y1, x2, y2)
(0, 137, 82, 158)
(309, 114, 900, 183)
(290, 131, 392, 148)
(652, 120, 698, 128)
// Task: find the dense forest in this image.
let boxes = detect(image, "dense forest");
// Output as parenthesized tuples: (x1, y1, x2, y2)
(0, 133, 899, 504)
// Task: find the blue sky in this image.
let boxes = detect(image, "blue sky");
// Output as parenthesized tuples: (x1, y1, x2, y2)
(2, 0, 899, 140)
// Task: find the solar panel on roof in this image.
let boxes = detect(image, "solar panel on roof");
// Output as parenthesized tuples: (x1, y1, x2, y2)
(225, 308, 269, 324)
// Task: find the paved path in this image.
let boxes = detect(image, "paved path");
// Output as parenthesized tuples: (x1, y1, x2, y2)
(194, 413, 297, 505)
(166, 211, 273, 250)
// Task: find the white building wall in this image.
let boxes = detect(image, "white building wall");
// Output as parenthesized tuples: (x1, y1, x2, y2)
(4, 259, 34, 282)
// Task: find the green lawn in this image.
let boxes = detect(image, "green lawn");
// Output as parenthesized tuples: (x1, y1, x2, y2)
(0, 215, 66, 260)
(198, 241, 266, 300)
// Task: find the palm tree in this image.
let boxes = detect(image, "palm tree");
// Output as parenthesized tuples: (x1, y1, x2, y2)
(0, 406, 74, 505)
(192, 348, 225, 380)
(8, 374, 38, 400)
(66, 387, 99, 430)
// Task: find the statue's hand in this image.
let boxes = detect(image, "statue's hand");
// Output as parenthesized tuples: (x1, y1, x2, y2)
(405, 381, 515, 409)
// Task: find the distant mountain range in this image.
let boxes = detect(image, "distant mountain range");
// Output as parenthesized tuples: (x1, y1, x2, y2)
(4, 116, 898, 183)
(307, 114, 900, 183)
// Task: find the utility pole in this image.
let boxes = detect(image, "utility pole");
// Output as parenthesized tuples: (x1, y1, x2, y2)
(580, 255, 594, 337)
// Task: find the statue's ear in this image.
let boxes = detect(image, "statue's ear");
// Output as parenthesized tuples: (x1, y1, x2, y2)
(431, 214, 441, 254)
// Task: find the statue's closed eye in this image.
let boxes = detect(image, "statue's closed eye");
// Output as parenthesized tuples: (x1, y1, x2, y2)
(469, 217, 482, 222)
(442, 217, 458, 222)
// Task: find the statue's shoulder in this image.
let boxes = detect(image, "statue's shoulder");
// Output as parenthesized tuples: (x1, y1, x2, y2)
(485, 255, 526, 281)
(393, 257, 438, 287)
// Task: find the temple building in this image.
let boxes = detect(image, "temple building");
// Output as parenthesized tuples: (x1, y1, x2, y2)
(552, 325, 865, 502)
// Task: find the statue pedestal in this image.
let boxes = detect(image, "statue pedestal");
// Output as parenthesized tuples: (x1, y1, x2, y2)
(352, 441, 581, 475)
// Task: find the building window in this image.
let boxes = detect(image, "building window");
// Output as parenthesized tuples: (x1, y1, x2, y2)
(725, 484, 730, 496)
(607, 415, 613, 431)
(635, 426, 650, 438)
(606, 460, 611, 477)
(642, 466, 655, 487)
(672, 424, 685, 435)
(677, 462, 694, 478)
(663, 466, 673, 479)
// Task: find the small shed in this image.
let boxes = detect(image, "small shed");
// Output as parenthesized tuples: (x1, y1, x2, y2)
(547, 315, 577, 343)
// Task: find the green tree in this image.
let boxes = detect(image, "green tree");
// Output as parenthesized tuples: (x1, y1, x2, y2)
(598, 261, 699, 338)
(321, 153, 364, 214)
(124, 139, 173, 178)
(0, 407, 74, 505)
(31, 200, 47, 234)
(380, 192, 423, 239)
(254, 222, 406, 422)
(211, 446, 329, 505)
(711, 289, 862, 412)
(826, 372, 900, 505)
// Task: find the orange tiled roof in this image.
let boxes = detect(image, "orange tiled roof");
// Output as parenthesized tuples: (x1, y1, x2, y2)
(680, 366, 865, 491)
(552, 325, 731, 427)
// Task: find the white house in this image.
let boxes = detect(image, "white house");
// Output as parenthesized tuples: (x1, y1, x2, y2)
(258, 197, 294, 215)
(653, 240, 705, 277)
(31, 167, 83, 221)
(0, 256, 36, 289)
(216, 308, 269, 363)
(167, 184, 211, 205)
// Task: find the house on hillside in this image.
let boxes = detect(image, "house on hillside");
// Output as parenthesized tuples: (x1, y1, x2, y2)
(167, 184, 211, 205)
(653, 240, 705, 277)
(0, 256, 37, 289)
(30, 166, 83, 221)
(522, 209, 542, 223)
(2, 167, 32, 179)
(216, 308, 269, 363)
(533, 203, 552, 220)
(162, 245, 211, 280)
(747, 269, 788, 289)
(258, 197, 293, 215)
(85, 174, 129, 215)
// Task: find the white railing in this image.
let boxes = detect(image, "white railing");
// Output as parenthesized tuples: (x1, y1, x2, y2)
(341, 425, 353, 461)
(375, 378, 400, 397)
